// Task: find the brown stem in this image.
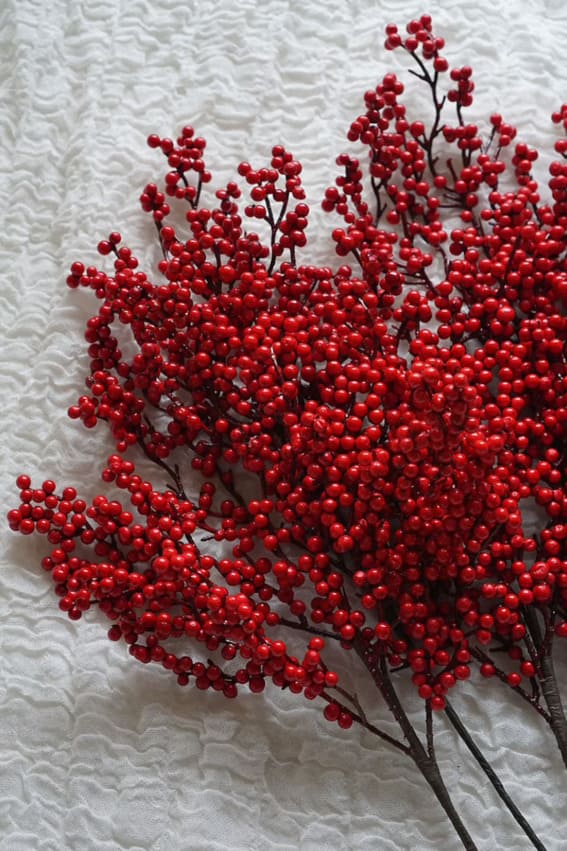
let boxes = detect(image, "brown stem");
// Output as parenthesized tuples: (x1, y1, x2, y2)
(358, 645, 478, 851)
(523, 608, 567, 769)
(445, 699, 548, 851)
(136, 437, 188, 500)
(425, 699, 435, 759)
(407, 55, 445, 176)
(267, 191, 289, 274)
(278, 615, 345, 643)
(320, 690, 410, 754)
(470, 646, 551, 723)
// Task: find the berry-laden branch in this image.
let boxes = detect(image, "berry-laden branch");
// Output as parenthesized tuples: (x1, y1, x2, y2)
(8, 13, 567, 851)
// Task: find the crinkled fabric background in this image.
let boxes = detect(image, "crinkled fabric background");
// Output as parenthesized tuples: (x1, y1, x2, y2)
(2, 0, 567, 849)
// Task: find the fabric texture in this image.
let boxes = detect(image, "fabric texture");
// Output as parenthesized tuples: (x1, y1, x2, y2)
(2, 1, 566, 848)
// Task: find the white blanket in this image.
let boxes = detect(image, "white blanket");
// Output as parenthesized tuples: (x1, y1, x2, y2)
(2, 1, 566, 848)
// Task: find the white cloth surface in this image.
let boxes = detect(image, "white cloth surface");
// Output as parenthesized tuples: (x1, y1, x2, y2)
(1, 0, 567, 848)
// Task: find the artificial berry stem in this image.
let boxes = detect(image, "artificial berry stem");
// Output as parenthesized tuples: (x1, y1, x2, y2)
(407, 54, 445, 176)
(470, 646, 551, 723)
(320, 689, 410, 754)
(362, 652, 479, 851)
(444, 699, 548, 851)
(523, 608, 567, 769)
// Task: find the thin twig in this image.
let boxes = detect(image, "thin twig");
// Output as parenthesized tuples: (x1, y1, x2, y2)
(445, 699, 548, 851)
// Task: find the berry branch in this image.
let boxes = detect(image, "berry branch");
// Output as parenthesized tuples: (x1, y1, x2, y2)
(8, 14, 567, 850)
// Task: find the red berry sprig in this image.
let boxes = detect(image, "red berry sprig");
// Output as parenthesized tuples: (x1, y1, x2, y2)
(9, 17, 566, 851)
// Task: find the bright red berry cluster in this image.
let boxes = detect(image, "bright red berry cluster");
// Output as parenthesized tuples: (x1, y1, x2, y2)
(8, 16, 567, 739)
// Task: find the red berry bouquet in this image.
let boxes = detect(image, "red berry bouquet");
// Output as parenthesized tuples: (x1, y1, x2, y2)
(8, 15, 566, 850)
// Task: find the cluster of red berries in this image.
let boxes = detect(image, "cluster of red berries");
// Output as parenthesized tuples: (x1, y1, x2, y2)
(8, 17, 566, 732)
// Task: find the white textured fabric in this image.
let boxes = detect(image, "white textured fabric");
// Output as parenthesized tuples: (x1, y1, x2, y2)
(2, 1, 567, 848)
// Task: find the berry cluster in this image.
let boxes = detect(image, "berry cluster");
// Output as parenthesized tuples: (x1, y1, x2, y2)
(9, 15, 567, 718)
(7, 19, 567, 847)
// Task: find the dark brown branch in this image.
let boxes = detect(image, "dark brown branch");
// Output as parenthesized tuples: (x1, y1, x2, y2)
(445, 699, 547, 851)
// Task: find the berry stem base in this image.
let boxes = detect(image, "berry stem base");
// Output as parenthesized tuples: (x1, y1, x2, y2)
(359, 647, 479, 851)
(444, 698, 547, 850)
(524, 608, 567, 770)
